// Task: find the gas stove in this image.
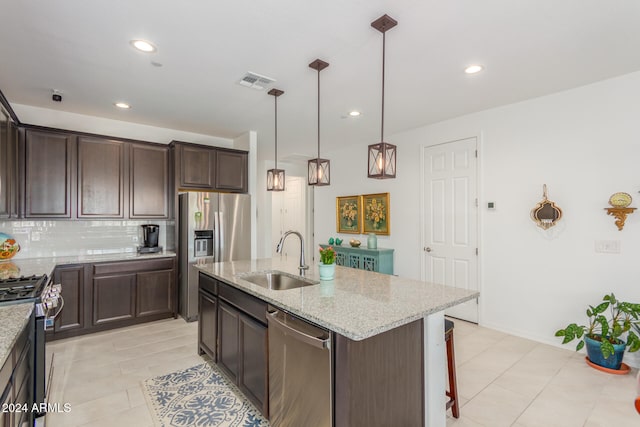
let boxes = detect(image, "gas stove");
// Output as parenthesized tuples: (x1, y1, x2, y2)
(0, 273, 63, 419)
(0, 274, 48, 302)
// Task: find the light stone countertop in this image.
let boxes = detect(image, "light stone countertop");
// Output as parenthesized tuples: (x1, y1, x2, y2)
(0, 251, 176, 279)
(0, 303, 33, 369)
(195, 257, 479, 341)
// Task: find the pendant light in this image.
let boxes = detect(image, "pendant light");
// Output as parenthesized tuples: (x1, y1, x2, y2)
(267, 88, 285, 191)
(308, 59, 330, 186)
(368, 14, 397, 179)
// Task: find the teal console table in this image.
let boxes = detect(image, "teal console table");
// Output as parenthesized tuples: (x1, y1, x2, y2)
(320, 244, 394, 275)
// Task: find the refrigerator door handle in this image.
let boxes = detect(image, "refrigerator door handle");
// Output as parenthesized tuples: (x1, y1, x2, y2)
(217, 210, 224, 262)
(213, 209, 221, 261)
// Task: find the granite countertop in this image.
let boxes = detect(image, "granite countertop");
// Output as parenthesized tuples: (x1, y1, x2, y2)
(195, 257, 479, 341)
(0, 303, 33, 369)
(0, 251, 177, 279)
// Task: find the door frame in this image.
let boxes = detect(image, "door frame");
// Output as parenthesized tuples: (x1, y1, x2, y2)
(419, 133, 484, 324)
(270, 174, 313, 262)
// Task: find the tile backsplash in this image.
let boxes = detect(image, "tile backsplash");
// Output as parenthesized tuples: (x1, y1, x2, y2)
(0, 220, 170, 259)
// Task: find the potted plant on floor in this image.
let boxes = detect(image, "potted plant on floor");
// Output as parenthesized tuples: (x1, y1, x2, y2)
(555, 293, 640, 372)
(318, 246, 336, 280)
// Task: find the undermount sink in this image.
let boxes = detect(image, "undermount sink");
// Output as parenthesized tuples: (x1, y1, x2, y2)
(240, 271, 318, 290)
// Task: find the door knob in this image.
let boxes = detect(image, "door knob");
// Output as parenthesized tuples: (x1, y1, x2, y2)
(424, 247, 432, 252)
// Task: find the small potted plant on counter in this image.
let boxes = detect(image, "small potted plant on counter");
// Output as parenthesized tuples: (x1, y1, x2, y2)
(555, 293, 640, 373)
(318, 246, 336, 280)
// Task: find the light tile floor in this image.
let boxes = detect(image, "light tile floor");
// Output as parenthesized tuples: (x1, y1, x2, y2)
(43, 318, 638, 427)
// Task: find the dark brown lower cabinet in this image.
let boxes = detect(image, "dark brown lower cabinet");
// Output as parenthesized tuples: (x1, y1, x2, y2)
(136, 269, 173, 317)
(208, 280, 268, 417)
(238, 313, 268, 415)
(198, 290, 217, 361)
(53, 265, 86, 333)
(217, 301, 240, 383)
(48, 257, 176, 341)
(93, 273, 136, 325)
(0, 321, 32, 427)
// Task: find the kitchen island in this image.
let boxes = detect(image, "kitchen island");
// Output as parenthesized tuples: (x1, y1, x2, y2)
(195, 257, 479, 427)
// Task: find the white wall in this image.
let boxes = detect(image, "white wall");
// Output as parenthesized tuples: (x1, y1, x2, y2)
(13, 104, 233, 147)
(255, 158, 310, 259)
(234, 131, 258, 259)
(313, 71, 640, 360)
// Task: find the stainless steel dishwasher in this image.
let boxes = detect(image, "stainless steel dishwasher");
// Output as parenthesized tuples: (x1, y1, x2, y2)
(267, 308, 333, 427)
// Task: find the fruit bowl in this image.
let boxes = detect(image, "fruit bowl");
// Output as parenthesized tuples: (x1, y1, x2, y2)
(0, 233, 20, 260)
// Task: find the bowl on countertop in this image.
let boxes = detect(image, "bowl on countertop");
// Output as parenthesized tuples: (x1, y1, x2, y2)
(0, 233, 20, 260)
(349, 239, 361, 248)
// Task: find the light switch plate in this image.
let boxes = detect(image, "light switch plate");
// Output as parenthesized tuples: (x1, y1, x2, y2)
(595, 240, 620, 254)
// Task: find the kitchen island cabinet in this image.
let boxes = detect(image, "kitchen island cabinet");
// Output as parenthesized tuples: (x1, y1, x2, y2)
(198, 275, 218, 361)
(196, 258, 477, 427)
(198, 273, 268, 417)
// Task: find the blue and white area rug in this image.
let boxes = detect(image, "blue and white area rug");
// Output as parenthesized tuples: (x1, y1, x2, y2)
(143, 362, 269, 427)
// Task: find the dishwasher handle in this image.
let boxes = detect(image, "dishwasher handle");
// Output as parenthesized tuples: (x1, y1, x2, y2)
(267, 310, 330, 350)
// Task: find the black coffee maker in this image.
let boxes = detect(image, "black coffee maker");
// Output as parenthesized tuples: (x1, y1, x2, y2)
(138, 224, 162, 254)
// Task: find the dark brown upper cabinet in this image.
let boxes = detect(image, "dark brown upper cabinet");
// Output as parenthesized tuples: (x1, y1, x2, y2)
(24, 129, 75, 218)
(215, 149, 248, 193)
(179, 144, 215, 189)
(173, 142, 248, 193)
(129, 143, 169, 218)
(77, 137, 126, 218)
(0, 108, 17, 218)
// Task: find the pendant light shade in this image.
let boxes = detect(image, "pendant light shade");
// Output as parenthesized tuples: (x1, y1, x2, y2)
(368, 14, 397, 179)
(267, 88, 285, 191)
(308, 59, 330, 186)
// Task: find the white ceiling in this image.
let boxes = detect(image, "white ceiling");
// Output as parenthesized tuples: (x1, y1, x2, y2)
(1, 0, 640, 158)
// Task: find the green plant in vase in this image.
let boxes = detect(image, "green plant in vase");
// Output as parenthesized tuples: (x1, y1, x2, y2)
(318, 246, 336, 280)
(555, 293, 640, 371)
(319, 246, 335, 265)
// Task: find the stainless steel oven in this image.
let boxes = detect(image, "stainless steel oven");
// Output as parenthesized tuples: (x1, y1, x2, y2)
(0, 275, 63, 420)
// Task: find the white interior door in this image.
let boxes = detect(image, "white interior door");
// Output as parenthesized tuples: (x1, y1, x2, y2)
(422, 138, 479, 323)
(272, 176, 306, 258)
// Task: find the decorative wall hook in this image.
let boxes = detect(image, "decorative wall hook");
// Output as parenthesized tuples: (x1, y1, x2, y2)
(531, 184, 563, 230)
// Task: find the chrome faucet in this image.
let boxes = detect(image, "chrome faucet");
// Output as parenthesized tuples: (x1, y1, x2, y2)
(276, 230, 308, 274)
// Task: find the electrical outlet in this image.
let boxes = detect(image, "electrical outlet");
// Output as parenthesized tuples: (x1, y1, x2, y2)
(595, 240, 620, 254)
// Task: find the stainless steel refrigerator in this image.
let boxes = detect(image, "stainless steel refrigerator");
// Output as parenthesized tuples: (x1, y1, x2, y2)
(178, 192, 251, 321)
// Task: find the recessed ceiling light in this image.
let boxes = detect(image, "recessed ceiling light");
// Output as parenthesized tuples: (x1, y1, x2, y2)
(130, 39, 157, 53)
(114, 102, 131, 109)
(465, 65, 483, 74)
(348, 110, 361, 117)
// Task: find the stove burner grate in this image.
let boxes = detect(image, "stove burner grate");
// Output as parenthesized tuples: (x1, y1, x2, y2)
(0, 275, 47, 302)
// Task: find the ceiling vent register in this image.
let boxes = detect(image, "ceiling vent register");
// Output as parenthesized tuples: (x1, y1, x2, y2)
(238, 72, 276, 90)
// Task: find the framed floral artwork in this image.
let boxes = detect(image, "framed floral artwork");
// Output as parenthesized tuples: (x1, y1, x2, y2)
(362, 192, 390, 235)
(336, 195, 361, 234)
